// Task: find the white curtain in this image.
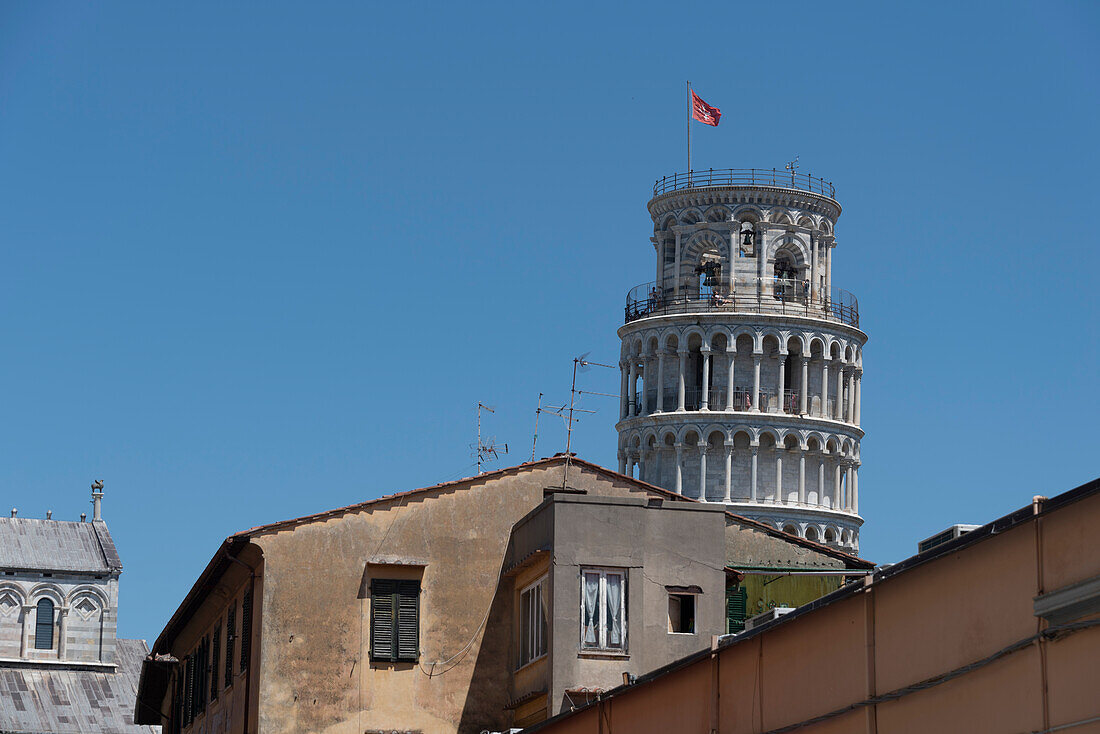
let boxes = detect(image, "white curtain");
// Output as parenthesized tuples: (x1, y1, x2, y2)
(606, 574, 622, 647)
(583, 573, 599, 645)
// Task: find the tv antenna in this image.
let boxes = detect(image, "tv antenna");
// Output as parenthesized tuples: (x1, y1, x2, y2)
(531, 392, 568, 462)
(558, 353, 616, 489)
(473, 402, 508, 475)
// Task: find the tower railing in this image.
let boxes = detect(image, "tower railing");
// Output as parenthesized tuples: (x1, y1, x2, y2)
(653, 169, 835, 198)
(625, 278, 860, 328)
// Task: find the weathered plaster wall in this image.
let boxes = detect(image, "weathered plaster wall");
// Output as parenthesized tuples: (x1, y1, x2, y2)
(250, 462, 668, 734)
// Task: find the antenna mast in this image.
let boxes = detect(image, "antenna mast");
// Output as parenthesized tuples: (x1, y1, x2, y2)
(474, 402, 508, 475)
(558, 355, 616, 489)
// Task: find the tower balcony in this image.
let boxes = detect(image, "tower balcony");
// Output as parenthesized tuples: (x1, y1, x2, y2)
(625, 278, 860, 329)
(652, 168, 836, 199)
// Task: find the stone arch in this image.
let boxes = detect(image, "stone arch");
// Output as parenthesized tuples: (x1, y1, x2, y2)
(731, 327, 759, 355)
(768, 208, 793, 225)
(796, 215, 815, 229)
(770, 234, 810, 268)
(827, 338, 844, 361)
(782, 523, 800, 537)
(702, 424, 728, 442)
(679, 208, 703, 224)
(804, 525, 820, 542)
(819, 219, 833, 235)
(645, 334, 660, 356)
(658, 213, 678, 231)
(757, 426, 782, 446)
(659, 428, 678, 447)
(808, 335, 827, 358)
(732, 205, 763, 223)
(731, 429, 754, 449)
(785, 333, 809, 356)
(0, 582, 26, 618)
(760, 330, 785, 356)
(662, 331, 681, 353)
(681, 326, 707, 350)
(825, 437, 840, 455)
(704, 205, 731, 223)
(28, 583, 64, 606)
(677, 425, 702, 444)
(824, 526, 839, 544)
(65, 584, 110, 608)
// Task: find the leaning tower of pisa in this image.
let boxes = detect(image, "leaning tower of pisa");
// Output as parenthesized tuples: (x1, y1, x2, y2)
(616, 169, 866, 551)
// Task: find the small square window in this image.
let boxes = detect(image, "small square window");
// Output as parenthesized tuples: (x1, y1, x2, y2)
(668, 593, 696, 634)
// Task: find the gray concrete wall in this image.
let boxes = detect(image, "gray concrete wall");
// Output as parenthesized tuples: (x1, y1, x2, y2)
(542, 495, 728, 716)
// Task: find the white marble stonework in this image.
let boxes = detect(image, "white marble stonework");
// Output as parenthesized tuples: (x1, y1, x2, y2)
(616, 174, 867, 552)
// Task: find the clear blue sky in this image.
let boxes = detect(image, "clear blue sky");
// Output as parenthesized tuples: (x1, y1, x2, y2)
(2, 2, 1097, 643)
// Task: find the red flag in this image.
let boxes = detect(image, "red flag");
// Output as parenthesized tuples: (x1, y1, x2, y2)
(691, 90, 721, 126)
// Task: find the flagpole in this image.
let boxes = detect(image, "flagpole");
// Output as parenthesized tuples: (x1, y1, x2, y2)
(686, 80, 691, 180)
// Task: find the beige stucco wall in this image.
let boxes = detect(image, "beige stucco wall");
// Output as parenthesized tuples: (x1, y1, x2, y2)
(529, 488, 1100, 734)
(250, 462, 679, 734)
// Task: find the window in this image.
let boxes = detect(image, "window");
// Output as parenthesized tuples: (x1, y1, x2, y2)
(34, 598, 54, 649)
(668, 593, 696, 634)
(581, 569, 626, 651)
(370, 579, 420, 662)
(224, 603, 235, 689)
(240, 589, 252, 672)
(210, 627, 220, 701)
(726, 585, 747, 634)
(519, 576, 548, 667)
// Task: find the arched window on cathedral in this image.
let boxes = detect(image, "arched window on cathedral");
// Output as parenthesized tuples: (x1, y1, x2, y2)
(35, 598, 54, 649)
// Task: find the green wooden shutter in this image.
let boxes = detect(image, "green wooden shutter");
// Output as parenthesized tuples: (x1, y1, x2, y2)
(240, 589, 252, 672)
(210, 628, 220, 701)
(224, 604, 235, 689)
(726, 586, 747, 634)
(396, 580, 420, 662)
(371, 579, 397, 661)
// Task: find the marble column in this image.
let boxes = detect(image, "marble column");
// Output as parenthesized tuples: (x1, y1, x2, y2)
(750, 446, 758, 502)
(846, 369, 856, 424)
(725, 349, 736, 410)
(800, 356, 809, 414)
(854, 372, 862, 426)
(852, 464, 860, 514)
(627, 360, 638, 417)
(677, 350, 688, 411)
(57, 606, 69, 659)
(752, 355, 762, 411)
(835, 366, 846, 421)
(619, 362, 629, 420)
(700, 347, 711, 411)
(723, 443, 733, 503)
(821, 358, 830, 418)
(817, 455, 826, 508)
(777, 355, 786, 414)
(775, 450, 783, 504)
(655, 351, 666, 413)
(698, 443, 708, 501)
(798, 449, 806, 505)
(674, 444, 684, 494)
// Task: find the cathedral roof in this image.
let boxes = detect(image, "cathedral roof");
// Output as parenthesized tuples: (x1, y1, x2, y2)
(0, 517, 122, 574)
(0, 638, 157, 734)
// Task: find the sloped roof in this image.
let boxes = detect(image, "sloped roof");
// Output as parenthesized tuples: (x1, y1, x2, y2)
(0, 638, 158, 734)
(0, 518, 122, 574)
(228, 455, 869, 567)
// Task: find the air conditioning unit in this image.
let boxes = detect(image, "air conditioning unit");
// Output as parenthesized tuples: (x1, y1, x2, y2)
(917, 524, 980, 554)
(744, 606, 795, 631)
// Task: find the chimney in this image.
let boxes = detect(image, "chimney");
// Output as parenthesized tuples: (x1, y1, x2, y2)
(91, 479, 104, 521)
(46, 510, 52, 520)
(9, 508, 15, 518)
